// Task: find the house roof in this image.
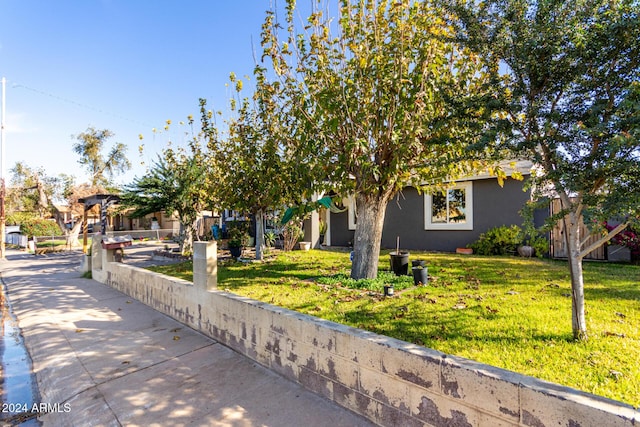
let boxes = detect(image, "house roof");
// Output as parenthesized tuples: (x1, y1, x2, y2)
(77, 194, 121, 209)
(54, 204, 71, 213)
(457, 159, 534, 182)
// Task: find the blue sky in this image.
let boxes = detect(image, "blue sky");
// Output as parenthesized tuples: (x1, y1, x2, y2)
(0, 1, 283, 186)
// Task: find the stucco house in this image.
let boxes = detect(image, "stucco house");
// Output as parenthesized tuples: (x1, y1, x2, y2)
(324, 161, 546, 252)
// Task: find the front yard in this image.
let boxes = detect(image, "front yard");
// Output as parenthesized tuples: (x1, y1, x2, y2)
(147, 249, 640, 408)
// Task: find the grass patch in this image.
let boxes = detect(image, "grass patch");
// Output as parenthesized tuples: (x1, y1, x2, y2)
(316, 271, 415, 292)
(147, 249, 640, 407)
(36, 240, 68, 248)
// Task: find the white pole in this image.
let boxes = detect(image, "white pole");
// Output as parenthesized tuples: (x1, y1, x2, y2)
(1, 77, 6, 259)
(1, 77, 5, 177)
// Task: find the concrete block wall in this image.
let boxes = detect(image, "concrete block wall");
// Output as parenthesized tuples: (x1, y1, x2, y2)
(95, 258, 639, 427)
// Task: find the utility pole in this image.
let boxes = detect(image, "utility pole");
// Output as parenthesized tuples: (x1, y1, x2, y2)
(1, 77, 6, 259)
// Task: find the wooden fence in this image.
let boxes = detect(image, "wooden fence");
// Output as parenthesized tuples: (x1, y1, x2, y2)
(550, 199, 606, 260)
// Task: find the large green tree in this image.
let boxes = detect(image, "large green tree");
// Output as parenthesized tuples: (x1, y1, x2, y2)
(73, 127, 131, 187)
(261, 0, 493, 278)
(203, 71, 307, 261)
(120, 132, 211, 255)
(452, 0, 640, 339)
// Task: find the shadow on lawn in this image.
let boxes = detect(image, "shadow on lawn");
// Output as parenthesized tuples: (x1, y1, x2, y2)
(148, 252, 638, 344)
(296, 298, 576, 348)
(585, 283, 640, 302)
(219, 260, 341, 288)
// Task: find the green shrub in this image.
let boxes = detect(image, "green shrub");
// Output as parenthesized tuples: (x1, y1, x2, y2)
(283, 222, 304, 251)
(6, 212, 36, 226)
(265, 231, 277, 248)
(469, 225, 522, 255)
(20, 218, 62, 238)
(528, 235, 550, 258)
(228, 227, 250, 247)
(316, 271, 414, 293)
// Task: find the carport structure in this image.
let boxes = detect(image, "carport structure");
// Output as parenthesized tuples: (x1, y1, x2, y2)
(77, 194, 121, 253)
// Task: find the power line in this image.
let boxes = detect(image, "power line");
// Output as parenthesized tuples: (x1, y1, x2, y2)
(11, 82, 155, 128)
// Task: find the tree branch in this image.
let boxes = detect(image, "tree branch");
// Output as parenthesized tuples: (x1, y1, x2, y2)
(579, 222, 628, 259)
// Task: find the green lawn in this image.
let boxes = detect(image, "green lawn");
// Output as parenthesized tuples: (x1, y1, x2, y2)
(147, 249, 640, 408)
(36, 240, 68, 248)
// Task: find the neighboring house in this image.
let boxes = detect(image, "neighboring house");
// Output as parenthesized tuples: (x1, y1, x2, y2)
(327, 161, 547, 252)
(112, 210, 179, 233)
(112, 209, 220, 239)
(53, 205, 74, 227)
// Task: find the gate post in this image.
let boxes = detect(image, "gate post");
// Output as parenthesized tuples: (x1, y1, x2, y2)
(193, 241, 217, 291)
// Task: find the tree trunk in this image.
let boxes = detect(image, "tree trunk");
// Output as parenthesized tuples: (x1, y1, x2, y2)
(350, 193, 391, 280)
(36, 180, 67, 232)
(255, 209, 264, 261)
(564, 210, 588, 340)
(180, 219, 197, 256)
(67, 221, 83, 248)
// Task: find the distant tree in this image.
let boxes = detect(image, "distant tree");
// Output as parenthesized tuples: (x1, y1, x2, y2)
(120, 129, 211, 255)
(452, 0, 640, 339)
(8, 162, 74, 228)
(203, 70, 308, 260)
(261, 0, 494, 278)
(72, 127, 131, 187)
(19, 218, 62, 239)
(9, 162, 53, 216)
(7, 161, 111, 246)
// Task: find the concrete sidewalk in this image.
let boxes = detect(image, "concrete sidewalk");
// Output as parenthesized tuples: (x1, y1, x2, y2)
(0, 250, 374, 427)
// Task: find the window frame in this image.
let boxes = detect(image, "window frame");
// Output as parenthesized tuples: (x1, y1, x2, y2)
(424, 181, 473, 230)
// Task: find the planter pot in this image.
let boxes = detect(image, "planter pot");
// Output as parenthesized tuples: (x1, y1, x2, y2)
(298, 241, 311, 251)
(412, 266, 428, 285)
(389, 251, 410, 276)
(229, 246, 242, 258)
(411, 259, 425, 267)
(517, 245, 535, 257)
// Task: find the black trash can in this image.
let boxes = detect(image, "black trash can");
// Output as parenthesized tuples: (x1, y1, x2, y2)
(389, 251, 410, 276)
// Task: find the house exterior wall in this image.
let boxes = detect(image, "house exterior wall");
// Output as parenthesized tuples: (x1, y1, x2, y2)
(330, 178, 537, 252)
(330, 204, 355, 247)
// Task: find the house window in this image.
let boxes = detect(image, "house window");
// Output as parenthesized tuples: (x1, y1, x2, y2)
(424, 182, 473, 230)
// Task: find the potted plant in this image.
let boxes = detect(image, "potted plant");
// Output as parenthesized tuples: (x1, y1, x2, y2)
(389, 236, 410, 276)
(228, 227, 249, 258)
